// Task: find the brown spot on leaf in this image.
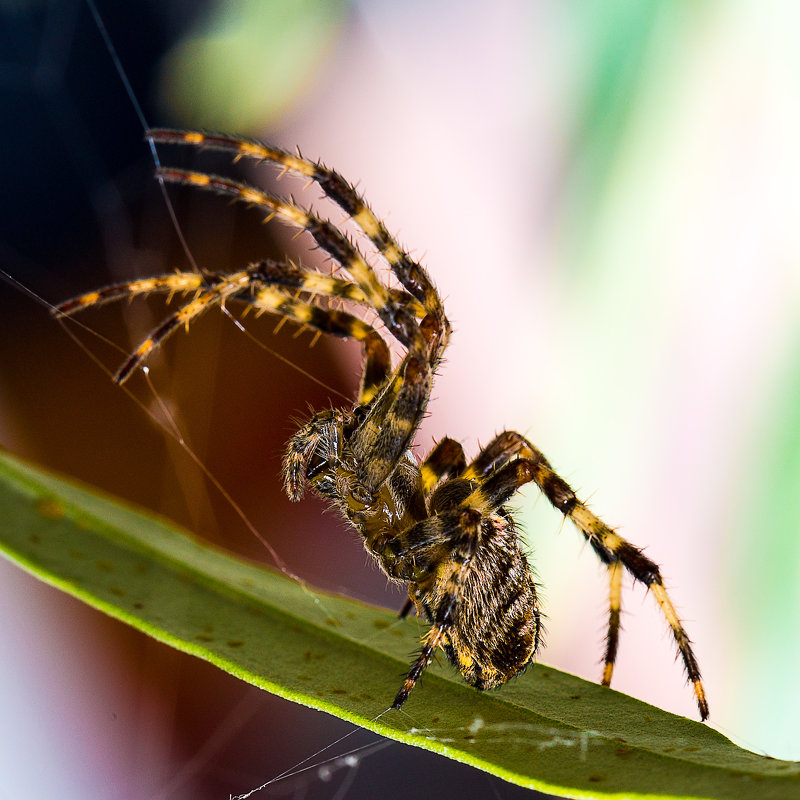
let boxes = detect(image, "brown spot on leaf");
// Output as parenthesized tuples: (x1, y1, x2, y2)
(36, 497, 64, 520)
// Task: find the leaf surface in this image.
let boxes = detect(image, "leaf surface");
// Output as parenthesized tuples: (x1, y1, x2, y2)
(1, 450, 797, 799)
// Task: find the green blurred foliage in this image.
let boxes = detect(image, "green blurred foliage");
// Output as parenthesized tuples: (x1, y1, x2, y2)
(158, 0, 348, 129)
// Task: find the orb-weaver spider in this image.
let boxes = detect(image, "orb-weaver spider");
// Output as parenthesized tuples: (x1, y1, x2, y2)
(55, 128, 708, 719)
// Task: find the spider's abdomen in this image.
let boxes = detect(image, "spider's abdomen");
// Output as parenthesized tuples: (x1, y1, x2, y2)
(418, 514, 541, 690)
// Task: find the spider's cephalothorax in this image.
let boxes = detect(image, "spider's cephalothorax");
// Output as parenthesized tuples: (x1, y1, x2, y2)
(55, 128, 709, 719)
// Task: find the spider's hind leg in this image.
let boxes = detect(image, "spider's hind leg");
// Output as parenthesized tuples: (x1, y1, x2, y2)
(465, 431, 709, 720)
(550, 474, 708, 720)
(420, 437, 467, 495)
(603, 561, 623, 686)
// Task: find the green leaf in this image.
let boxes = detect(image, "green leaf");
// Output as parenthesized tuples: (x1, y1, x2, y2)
(0, 449, 797, 799)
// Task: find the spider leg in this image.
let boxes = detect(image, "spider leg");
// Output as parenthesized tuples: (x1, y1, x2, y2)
(419, 438, 467, 495)
(156, 152, 451, 492)
(56, 258, 395, 399)
(114, 271, 254, 383)
(391, 512, 480, 708)
(459, 431, 709, 720)
(347, 354, 431, 492)
(392, 607, 453, 708)
(398, 597, 415, 619)
(53, 273, 205, 316)
(156, 167, 430, 359)
(463, 431, 627, 684)
(603, 561, 623, 686)
(247, 258, 428, 320)
(462, 431, 534, 479)
(244, 282, 391, 404)
(55, 257, 424, 323)
(148, 128, 445, 322)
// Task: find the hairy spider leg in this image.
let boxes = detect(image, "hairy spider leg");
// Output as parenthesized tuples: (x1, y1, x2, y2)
(155, 168, 435, 362)
(55, 260, 397, 395)
(112, 271, 252, 383)
(148, 129, 445, 327)
(53, 259, 423, 328)
(388, 459, 544, 706)
(604, 561, 623, 686)
(155, 166, 449, 494)
(244, 284, 392, 404)
(52, 261, 380, 320)
(461, 431, 631, 684)
(462, 430, 709, 721)
(53, 273, 206, 316)
(395, 438, 471, 619)
(419, 437, 468, 495)
(391, 510, 482, 708)
(54, 259, 425, 323)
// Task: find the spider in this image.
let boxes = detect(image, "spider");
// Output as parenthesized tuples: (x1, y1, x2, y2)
(55, 128, 709, 720)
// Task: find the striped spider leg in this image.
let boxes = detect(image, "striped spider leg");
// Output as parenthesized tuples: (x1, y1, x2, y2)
(459, 431, 707, 719)
(54, 129, 708, 719)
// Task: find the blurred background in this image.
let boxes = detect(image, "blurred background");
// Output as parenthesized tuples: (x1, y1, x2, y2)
(1, 0, 799, 797)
